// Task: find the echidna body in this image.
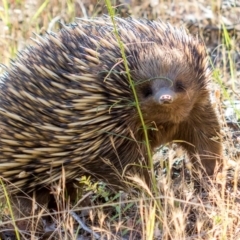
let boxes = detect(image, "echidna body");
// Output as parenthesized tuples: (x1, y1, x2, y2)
(0, 17, 222, 191)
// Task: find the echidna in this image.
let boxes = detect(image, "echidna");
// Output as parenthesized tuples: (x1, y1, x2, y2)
(0, 17, 222, 192)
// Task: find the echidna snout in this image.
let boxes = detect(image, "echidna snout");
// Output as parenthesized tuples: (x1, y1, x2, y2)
(156, 88, 175, 104)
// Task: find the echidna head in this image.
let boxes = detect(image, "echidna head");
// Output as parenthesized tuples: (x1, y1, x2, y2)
(130, 41, 210, 124)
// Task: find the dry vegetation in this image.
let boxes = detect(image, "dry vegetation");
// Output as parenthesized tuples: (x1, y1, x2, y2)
(0, 0, 240, 239)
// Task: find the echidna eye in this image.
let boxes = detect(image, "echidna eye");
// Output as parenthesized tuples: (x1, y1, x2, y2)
(143, 87, 153, 98)
(175, 81, 185, 92)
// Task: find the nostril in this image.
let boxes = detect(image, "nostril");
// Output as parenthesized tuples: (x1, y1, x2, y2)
(159, 94, 173, 104)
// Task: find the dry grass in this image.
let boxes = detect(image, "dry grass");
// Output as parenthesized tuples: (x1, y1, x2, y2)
(0, 0, 240, 239)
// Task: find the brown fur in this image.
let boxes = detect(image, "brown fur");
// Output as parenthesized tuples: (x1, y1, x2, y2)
(0, 17, 222, 194)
